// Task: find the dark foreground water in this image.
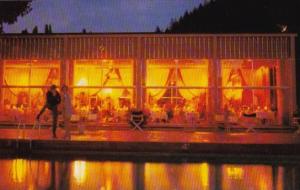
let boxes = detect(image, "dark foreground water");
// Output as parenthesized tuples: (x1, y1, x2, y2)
(0, 157, 299, 190)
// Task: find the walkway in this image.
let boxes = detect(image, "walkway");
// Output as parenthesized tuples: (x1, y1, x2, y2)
(1, 127, 300, 159)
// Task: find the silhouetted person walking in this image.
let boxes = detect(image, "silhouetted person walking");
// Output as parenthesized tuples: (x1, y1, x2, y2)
(36, 85, 61, 138)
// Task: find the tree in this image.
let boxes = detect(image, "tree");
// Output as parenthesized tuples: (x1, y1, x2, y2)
(32, 25, 38, 34)
(155, 26, 162, 33)
(48, 24, 52, 33)
(166, 0, 300, 33)
(44, 24, 53, 34)
(21, 28, 28, 34)
(44, 24, 49, 34)
(0, 1, 32, 33)
(82, 28, 87, 33)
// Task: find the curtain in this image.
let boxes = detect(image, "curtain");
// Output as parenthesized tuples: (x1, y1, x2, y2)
(74, 61, 133, 105)
(179, 67, 207, 100)
(222, 60, 252, 101)
(146, 67, 169, 100)
(3, 64, 56, 108)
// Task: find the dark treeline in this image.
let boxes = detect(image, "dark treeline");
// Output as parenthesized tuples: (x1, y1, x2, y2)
(165, 0, 300, 33)
(163, 0, 300, 104)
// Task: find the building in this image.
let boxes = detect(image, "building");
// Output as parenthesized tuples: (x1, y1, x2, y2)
(0, 33, 297, 127)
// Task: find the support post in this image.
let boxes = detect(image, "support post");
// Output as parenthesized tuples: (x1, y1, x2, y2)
(0, 59, 3, 110)
(289, 36, 297, 126)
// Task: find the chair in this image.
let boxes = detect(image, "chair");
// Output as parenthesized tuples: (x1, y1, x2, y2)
(241, 113, 257, 132)
(32, 120, 41, 137)
(129, 110, 145, 131)
(14, 110, 26, 138)
(214, 114, 232, 132)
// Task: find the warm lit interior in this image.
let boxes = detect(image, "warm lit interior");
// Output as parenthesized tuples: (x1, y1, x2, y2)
(0, 58, 286, 126)
(145, 59, 209, 125)
(73, 59, 134, 123)
(221, 59, 281, 124)
(1, 60, 60, 122)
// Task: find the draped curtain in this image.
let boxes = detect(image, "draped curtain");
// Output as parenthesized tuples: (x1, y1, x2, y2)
(4, 63, 59, 106)
(221, 60, 274, 108)
(74, 61, 133, 100)
(179, 67, 207, 100)
(146, 67, 169, 100)
(146, 60, 209, 101)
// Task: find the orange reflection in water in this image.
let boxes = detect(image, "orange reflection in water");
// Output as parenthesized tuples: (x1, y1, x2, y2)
(12, 159, 27, 183)
(145, 162, 212, 190)
(0, 159, 296, 190)
(72, 160, 87, 184)
(222, 164, 273, 190)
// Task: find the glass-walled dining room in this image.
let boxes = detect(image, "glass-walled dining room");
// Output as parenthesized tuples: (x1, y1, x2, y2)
(219, 59, 287, 125)
(0, 58, 289, 126)
(72, 59, 134, 124)
(144, 59, 209, 125)
(0, 60, 60, 123)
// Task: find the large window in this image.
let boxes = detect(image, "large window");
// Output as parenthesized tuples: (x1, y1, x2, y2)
(1, 60, 60, 122)
(145, 59, 209, 125)
(220, 59, 283, 124)
(73, 60, 134, 124)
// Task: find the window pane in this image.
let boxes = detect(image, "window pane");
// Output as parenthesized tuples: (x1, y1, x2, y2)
(221, 89, 279, 124)
(4, 60, 60, 87)
(1, 87, 49, 123)
(146, 59, 208, 87)
(4, 67, 30, 86)
(74, 60, 133, 87)
(145, 88, 207, 124)
(73, 88, 133, 123)
(30, 61, 60, 86)
(145, 59, 209, 125)
(221, 60, 253, 87)
(221, 59, 279, 87)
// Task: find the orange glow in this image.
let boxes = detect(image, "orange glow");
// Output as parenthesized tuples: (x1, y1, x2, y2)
(77, 78, 88, 86)
(12, 159, 27, 183)
(103, 88, 112, 94)
(199, 163, 209, 187)
(222, 165, 273, 190)
(226, 167, 244, 179)
(73, 160, 87, 184)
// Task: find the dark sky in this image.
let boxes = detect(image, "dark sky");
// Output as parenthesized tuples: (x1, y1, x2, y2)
(4, 0, 202, 33)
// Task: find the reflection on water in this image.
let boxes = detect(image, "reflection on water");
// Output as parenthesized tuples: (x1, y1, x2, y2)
(0, 158, 299, 190)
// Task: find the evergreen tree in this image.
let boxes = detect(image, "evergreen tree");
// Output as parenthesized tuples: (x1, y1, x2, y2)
(48, 24, 52, 33)
(21, 28, 28, 34)
(155, 26, 162, 33)
(32, 25, 38, 34)
(44, 24, 49, 34)
(82, 28, 87, 33)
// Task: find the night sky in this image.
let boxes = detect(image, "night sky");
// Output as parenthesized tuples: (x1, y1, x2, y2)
(3, 0, 202, 33)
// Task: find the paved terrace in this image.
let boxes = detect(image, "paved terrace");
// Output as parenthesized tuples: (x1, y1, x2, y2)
(1, 127, 300, 161)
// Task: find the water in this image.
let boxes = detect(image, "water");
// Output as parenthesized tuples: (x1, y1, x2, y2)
(0, 158, 299, 190)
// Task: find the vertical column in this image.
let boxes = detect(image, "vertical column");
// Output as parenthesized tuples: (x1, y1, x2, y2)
(208, 59, 216, 124)
(60, 59, 71, 87)
(136, 59, 144, 109)
(60, 59, 66, 86)
(0, 60, 3, 110)
(276, 61, 283, 125)
(215, 59, 222, 113)
(69, 60, 74, 100)
(289, 36, 297, 125)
